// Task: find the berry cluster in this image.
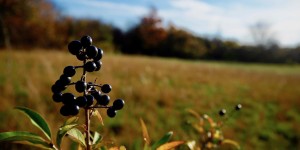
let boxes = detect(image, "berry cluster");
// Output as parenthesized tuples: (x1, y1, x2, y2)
(51, 35, 125, 118)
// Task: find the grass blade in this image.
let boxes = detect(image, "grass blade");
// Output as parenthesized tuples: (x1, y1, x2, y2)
(151, 131, 173, 150)
(0, 131, 54, 149)
(157, 141, 185, 150)
(139, 118, 150, 145)
(15, 106, 52, 140)
(221, 139, 241, 149)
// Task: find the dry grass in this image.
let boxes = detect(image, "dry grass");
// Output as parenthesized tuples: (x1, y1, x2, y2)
(0, 50, 300, 149)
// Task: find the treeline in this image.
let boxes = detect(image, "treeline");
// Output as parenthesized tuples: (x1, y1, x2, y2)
(1, 0, 300, 63)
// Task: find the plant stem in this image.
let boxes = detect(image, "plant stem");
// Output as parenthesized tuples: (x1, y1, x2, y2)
(85, 108, 91, 150)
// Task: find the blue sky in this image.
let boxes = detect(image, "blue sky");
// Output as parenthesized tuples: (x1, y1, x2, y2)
(52, 0, 300, 47)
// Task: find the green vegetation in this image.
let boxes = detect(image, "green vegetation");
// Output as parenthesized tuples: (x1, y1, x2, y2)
(0, 50, 300, 149)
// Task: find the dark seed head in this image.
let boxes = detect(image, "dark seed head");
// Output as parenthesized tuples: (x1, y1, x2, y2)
(235, 104, 242, 110)
(219, 109, 226, 116)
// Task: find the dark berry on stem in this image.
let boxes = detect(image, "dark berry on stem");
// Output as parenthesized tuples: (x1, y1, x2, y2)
(81, 35, 92, 48)
(52, 93, 63, 102)
(219, 109, 226, 116)
(98, 95, 110, 106)
(101, 84, 112, 93)
(62, 93, 76, 105)
(235, 104, 242, 110)
(59, 75, 71, 85)
(113, 99, 125, 110)
(68, 40, 82, 55)
(69, 105, 80, 116)
(76, 52, 87, 61)
(107, 107, 116, 118)
(93, 48, 103, 61)
(92, 91, 102, 102)
(84, 61, 96, 72)
(85, 95, 94, 106)
(60, 105, 70, 116)
(63, 66, 76, 77)
(51, 82, 66, 93)
(75, 81, 87, 93)
(86, 46, 98, 59)
(76, 96, 87, 107)
(94, 61, 102, 71)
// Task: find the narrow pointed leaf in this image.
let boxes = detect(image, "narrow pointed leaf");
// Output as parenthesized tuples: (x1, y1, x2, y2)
(56, 124, 77, 149)
(151, 131, 173, 150)
(0, 131, 54, 149)
(93, 110, 104, 126)
(139, 118, 150, 145)
(157, 141, 185, 150)
(67, 128, 86, 148)
(15, 107, 52, 140)
(186, 140, 196, 150)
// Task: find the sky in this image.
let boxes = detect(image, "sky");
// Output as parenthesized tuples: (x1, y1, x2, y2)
(51, 0, 300, 47)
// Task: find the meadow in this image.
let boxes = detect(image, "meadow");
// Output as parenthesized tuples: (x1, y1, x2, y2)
(0, 50, 300, 150)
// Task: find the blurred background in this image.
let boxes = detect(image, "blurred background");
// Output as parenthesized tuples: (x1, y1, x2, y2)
(0, 0, 300, 149)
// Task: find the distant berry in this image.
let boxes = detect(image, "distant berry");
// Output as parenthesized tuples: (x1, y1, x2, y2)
(113, 99, 125, 110)
(84, 61, 96, 72)
(76, 96, 87, 107)
(63, 66, 76, 77)
(85, 95, 94, 106)
(86, 46, 98, 59)
(94, 61, 102, 71)
(62, 93, 76, 105)
(81, 35, 92, 48)
(52, 93, 63, 102)
(68, 40, 82, 55)
(107, 107, 116, 118)
(97, 95, 110, 106)
(101, 84, 112, 93)
(219, 109, 226, 116)
(93, 48, 103, 61)
(235, 104, 242, 110)
(75, 81, 87, 93)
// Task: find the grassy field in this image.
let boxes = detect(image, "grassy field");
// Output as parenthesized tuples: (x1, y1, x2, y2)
(0, 50, 300, 150)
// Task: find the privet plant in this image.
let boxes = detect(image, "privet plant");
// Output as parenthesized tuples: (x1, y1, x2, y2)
(0, 36, 125, 150)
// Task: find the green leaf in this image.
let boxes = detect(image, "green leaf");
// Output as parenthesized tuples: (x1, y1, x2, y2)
(56, 124, 77, 149)
(63, 116, 79, 126)
(0, 131, 54, 150)
(66, 128, 86, 148)
(92, 131, 102, 145)
(15, 106, 52, 140)
(151, 131, 173, 150)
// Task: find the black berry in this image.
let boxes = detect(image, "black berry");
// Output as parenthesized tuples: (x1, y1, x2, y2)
(94, 61, 102, 71)
(93, 48, 103, 61)
(107, 107, 116, 118)
(52, 93, 63, 102)
(62, 93, 76, 105)
(68, 40, 82, 55)
(101, 84, 112, 93)
(92, 91, 102, 102)
(219, 109, 226, 116)
(97, 95, 110, 106)
(76, 96, 87, 107)
(86, 46, 98, 59)
(81, 35, 92, 48)
(84, 61, 96, 72)
(76, 52, 87, 61)
(113, 99, 125, 110)
(60, 105, 70, 116)
(51, 81, 66, 93)
(63, 66, 76, 77)
(85, 95, 94, 106)
(75, 81, 87, 93)
(59, 74, 72, 85)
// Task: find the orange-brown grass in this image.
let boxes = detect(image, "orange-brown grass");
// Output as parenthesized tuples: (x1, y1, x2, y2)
(0, 50, 300, 149)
